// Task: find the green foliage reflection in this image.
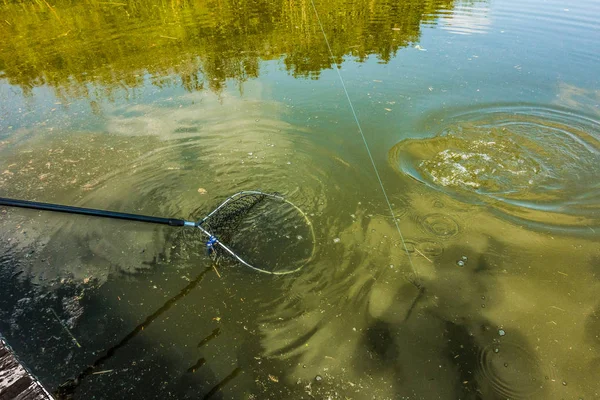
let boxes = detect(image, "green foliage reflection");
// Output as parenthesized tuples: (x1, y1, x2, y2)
(0, 0, 457, 98)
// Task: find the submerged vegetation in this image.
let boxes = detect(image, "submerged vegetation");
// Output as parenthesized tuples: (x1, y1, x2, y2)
(0, 0, 457, 99)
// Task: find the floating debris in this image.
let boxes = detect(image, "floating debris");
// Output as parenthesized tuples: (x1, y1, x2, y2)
(91, 370, 114, 375)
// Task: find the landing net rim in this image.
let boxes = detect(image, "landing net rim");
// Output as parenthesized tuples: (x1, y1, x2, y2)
(197, 190, 317, 276)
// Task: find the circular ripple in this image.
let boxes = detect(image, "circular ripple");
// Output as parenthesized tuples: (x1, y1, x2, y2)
(478, 343, 544, 399)
(420, 213, 459, 238)
(1, 96, 332, 285)
(418, 239, 444, 257)
(389, 105, 600, 233)
(389, 195, 410, 218)
(401, 240, 417, 253)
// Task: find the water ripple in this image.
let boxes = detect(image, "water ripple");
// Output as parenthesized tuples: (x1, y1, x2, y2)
(477, 343, 546, 399)
(0, 92, 331, 284)
(389, 105, 600, 234)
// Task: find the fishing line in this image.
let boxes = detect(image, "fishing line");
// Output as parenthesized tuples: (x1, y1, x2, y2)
(309, 0, 419, 284)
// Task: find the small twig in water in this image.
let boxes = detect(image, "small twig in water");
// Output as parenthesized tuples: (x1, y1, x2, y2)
(91, 370, 114, 375)
(557, 271, 568, 276)
(414, 247, 432, 263)
(212, 265, 221, 278)
(50, 308, 82, 348)
(550, 306, 566, 312)
(41, 0, 61, 21)
(159, 35, 178, 40)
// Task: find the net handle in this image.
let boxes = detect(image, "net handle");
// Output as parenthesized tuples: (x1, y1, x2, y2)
(0, 197, 194, 227)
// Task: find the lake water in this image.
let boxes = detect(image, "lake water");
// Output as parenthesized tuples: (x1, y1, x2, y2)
(0, 0, 599, 399)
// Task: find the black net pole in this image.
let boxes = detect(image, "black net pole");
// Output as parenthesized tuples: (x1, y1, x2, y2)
(0, 197, 187, 227)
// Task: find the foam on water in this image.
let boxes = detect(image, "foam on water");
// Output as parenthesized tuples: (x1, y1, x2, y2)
(389, 105, 600, 233)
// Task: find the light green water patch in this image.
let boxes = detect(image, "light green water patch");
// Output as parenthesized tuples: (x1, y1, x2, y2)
(389, 105, 600, 234)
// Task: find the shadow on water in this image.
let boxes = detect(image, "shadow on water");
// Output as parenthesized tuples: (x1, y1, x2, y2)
(351, 242, 553, 400)
(54, 266, 212, 399)
(0, 225, 252, 399)
(227, 199, 596, 398)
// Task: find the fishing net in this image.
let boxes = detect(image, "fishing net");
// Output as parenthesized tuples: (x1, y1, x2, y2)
(197, 191, 316, 275)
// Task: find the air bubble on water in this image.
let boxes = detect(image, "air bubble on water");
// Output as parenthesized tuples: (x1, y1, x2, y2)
(498, 329, 506, 336)
(457, 260, 465, 267)
(333, 238, 341, 243)
(461, 255, 468, 261)
(287, 161, 292, 165)
(494, 348, 499, 353)
(297, 235, 303, 240)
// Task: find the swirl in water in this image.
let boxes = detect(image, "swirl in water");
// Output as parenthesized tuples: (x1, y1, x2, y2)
(389, 105, 600, 233)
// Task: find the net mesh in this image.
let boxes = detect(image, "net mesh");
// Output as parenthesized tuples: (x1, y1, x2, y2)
(201, 192, 267, 245)
(198, 192, 315, 274)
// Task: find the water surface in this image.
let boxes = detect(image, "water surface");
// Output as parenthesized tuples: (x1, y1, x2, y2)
(1, 0, 599, 399)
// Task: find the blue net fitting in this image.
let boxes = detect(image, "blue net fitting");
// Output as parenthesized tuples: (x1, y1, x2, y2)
(206, 236, 218, 255)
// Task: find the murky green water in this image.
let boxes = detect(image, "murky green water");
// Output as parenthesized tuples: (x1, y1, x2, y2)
(1, 0, 599, 399)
